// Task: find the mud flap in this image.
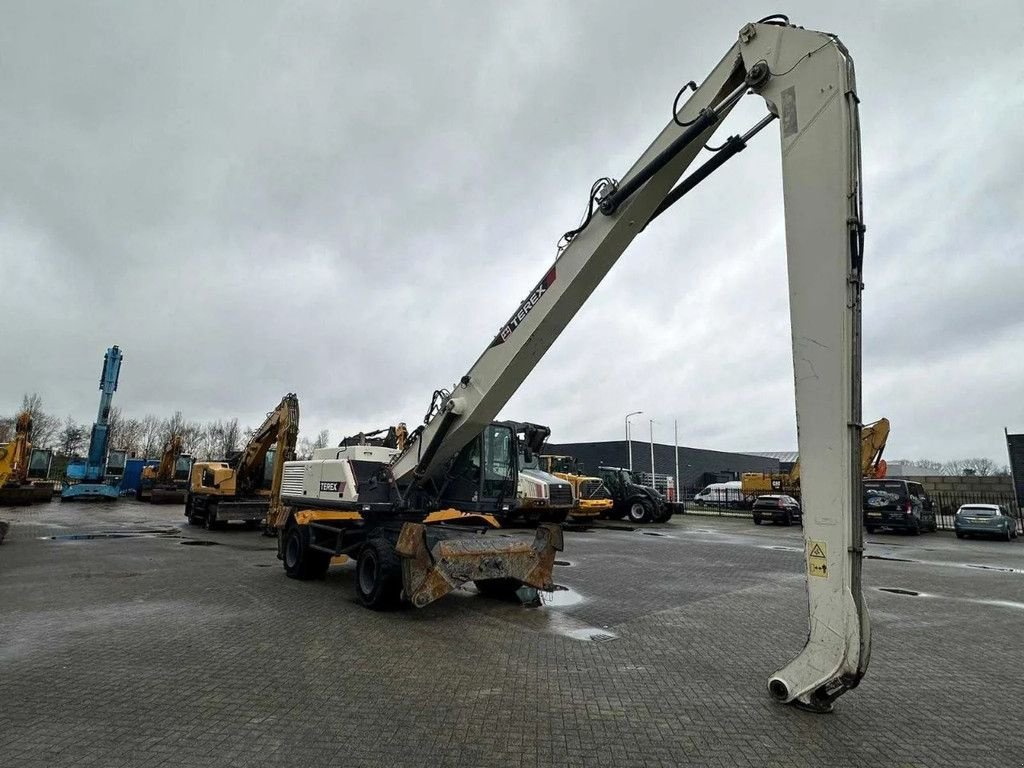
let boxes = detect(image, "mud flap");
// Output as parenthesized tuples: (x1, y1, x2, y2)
(395, 522, 563, 608)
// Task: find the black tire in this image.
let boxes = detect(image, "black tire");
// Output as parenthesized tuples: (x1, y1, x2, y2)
(355, 537, 402, 609)
(753, 516, 762, 525)
(627, 499, 654, 524)
(1005, 528, 1013, 542)
(955, 531, 964, 539)
(474, 578, 522, 601)
(204, 504, 219, 531)
(282, 524, 331, 581)
(908, 520, 921, 536)
(783, 513, 793, 527)
(865, 526, 876, 534)
(185, 495, 202, 527)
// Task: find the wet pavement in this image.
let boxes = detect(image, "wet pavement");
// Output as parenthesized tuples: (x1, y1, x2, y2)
(1, 501, 1023, 767)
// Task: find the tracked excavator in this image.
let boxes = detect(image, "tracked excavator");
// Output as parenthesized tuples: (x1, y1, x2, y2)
(185, 394, 298, 529)
(742, 418, 891, 498)
(275, 16, 869, 711)
(138, 434, 192, 504)
(0, 412, 54, 505)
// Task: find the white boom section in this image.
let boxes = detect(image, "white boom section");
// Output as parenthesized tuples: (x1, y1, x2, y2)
(391, 19, 867, 709)
(390, 46, 747, 486)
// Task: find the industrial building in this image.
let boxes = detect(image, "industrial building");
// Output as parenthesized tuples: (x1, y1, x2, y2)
(544, 440, 780, 492)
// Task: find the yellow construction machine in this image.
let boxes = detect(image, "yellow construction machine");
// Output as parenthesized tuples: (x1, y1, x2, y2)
(539, 454, 614, 520)
(185, 394, 298, 529)
(138, 434, 192, 504)
(0, 412, 54, 505)
(741, 418, 891, 500)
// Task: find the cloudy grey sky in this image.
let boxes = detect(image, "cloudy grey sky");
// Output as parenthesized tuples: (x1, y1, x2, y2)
(2, 1, 1022, 462)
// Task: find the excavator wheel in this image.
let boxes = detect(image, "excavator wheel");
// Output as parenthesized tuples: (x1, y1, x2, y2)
(355, 537, 402, 610)
(283, 524, 331, 581)
(204, 506, 222, 531)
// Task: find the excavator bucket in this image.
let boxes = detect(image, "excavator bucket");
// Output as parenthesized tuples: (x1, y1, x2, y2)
(395, 522, 563, 609)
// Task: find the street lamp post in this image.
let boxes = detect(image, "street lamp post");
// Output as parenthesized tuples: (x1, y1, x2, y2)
(624, 411, 642, 471)
(650, 419, 656, 485)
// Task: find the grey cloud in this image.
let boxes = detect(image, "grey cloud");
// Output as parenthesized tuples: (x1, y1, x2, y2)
(2, 1, 1022, 464)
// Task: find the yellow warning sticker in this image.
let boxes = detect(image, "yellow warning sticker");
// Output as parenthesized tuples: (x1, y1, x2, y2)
(808, 540, 828, 578)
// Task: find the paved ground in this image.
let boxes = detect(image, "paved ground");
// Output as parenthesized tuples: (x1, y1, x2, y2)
(2, 501, 1023, 768)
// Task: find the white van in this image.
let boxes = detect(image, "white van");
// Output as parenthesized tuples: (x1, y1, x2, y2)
(693, 481, 744, 505)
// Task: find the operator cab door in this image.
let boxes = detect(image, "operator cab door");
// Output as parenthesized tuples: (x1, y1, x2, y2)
(440, 424, 517, 513)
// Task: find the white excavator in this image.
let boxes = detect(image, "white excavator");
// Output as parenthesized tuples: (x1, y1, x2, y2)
(275, 16, 868, 712)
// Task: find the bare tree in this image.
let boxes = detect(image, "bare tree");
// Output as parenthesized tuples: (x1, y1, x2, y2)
(0, 416, 13, 443)
(161, 412, 186, 443)
(140, 414, 163, 458)
(314, 429, 330, 450)
(21, 393, 60, 449)
(180, 421, 206, 457)
(296, 428, 331, 460)
(205, 418, 242, 460)
(58, 416, 88, 458)
(943, 457, 998, 476)
(994, 464, 1012, 477)
(106, 405, 122, 451)
(115, 417, 145, 457)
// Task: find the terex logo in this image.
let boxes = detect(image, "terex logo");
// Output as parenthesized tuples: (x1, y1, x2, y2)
(491, 266, 557, 346)
(319, 481, 346, 494)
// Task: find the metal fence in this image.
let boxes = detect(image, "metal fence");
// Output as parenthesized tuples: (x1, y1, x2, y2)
(928, 490, 1020, 532)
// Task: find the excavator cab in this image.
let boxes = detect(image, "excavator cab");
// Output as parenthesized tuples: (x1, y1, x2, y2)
(436, 423, 517, 514)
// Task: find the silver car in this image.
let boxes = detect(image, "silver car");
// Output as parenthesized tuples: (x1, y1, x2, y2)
(954, 504, 1019, 541)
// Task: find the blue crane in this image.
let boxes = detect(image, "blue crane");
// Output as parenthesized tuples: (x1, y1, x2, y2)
(61, 346, 124, 502)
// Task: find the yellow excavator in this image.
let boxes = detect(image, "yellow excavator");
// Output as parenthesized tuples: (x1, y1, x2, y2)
(185, 394, 298, 529)
(741, 418, 891, 499)
(539, 454, 614, 520)
(0, 412, 54, 505)
(137, 434, 192, 504)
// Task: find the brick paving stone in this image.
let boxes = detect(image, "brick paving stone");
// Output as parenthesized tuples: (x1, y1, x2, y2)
(1, 502, 1022, 767)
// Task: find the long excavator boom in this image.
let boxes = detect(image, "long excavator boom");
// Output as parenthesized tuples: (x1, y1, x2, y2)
(384, 18, 867, 710)
(234, 394, 299, 496)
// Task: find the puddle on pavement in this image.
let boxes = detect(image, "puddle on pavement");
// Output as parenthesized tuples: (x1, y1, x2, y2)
(875, 587, 1024, 611)
(42, 528, 180, 541)
(523, 584, 617, 642)
(964, 563, 1021, 574)
(866, 553, 1024, 575)
(763, 545, 802, 553)
(180, 540, 220, 547)
(540, 585, 585, 607)
(554, 559, 573, 567)
(640, 531, 675, 539)
(562, 628, 618, 642)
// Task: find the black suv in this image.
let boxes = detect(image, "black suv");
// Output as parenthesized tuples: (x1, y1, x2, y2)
(863, 479, 937, 534)
(752, 495, 802, 526)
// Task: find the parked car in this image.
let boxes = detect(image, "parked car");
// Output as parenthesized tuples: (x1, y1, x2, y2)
(862, 479, 937, 534)
(752, 495, 802, 526)
(954, 504, 1019, 541)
